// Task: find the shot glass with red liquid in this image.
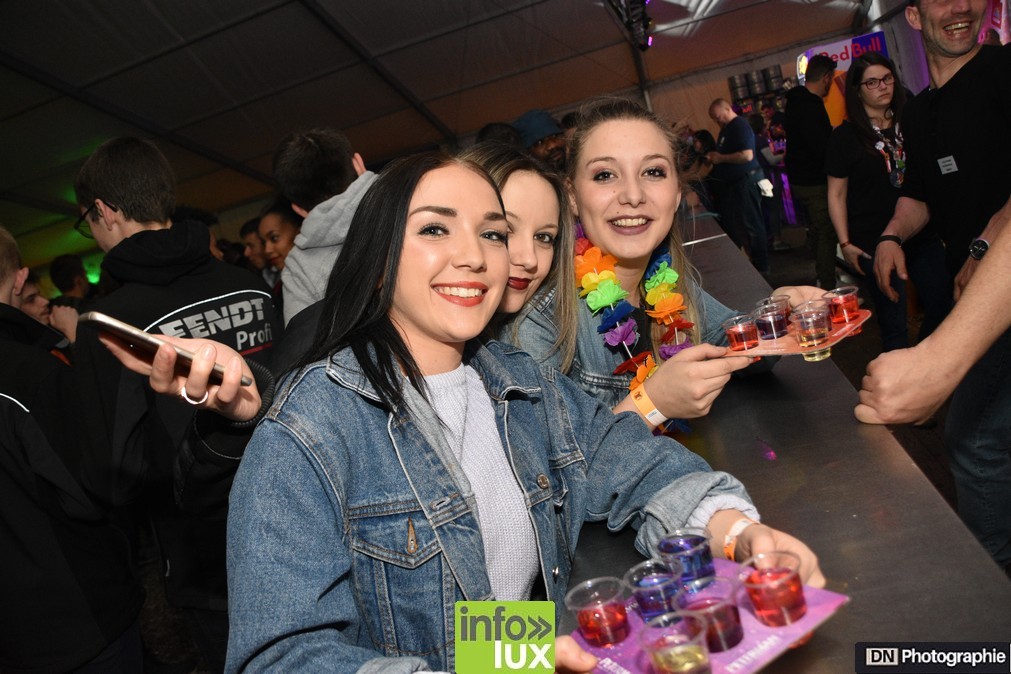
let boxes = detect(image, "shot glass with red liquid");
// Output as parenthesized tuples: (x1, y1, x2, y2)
(737, 551, 808, 627)
(721, 315, 759, 352)
(822, 285, 861, 334)
(639, 611, 711, 674)
(674, 576, 744, 653)
(564, 576, 629, 647)
(623, 558, 682, 621)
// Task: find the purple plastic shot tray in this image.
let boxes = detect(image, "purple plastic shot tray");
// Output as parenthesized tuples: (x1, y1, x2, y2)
(570, 559, 849, 673)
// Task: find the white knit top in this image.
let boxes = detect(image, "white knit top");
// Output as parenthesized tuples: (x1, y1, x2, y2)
(424, 364, 539, 601)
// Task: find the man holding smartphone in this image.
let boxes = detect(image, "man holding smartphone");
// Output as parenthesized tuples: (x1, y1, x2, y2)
(72, 137, 280, 671)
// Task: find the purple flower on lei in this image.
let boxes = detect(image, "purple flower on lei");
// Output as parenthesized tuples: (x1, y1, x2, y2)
(659, 340, 693, 360)
(574, 220, 586, 240)
(604, 319, 638, 348)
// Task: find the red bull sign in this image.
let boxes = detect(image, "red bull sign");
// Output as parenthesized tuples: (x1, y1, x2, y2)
(798, 31, 889, 125)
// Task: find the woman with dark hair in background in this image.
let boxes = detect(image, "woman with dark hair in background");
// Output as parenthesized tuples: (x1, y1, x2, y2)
(826, 51, 950, 351)
(688, 129, 718, 212)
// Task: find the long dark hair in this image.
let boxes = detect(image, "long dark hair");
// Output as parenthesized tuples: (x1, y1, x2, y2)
(844, 52, 906, 154)
(300, 151, 504, 412)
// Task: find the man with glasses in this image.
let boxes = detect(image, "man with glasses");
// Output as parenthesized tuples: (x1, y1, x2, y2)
(71, 137, 280, 670)
(784, 53, 839, 289)
(870, 0, 1011, 575)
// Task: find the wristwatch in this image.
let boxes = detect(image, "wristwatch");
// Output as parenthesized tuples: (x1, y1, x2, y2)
(968, 237, 990, 261)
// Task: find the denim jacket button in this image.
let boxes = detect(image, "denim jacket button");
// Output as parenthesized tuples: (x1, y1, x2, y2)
(552, 566, 559, 580)
(536, 474, 550, 490)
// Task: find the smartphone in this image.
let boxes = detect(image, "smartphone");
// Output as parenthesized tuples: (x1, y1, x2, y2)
(79, 311, 253, 387)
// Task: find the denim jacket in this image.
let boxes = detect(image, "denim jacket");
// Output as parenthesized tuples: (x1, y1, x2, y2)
(226, 341, 752, 673)
(512, 284, 740, 409)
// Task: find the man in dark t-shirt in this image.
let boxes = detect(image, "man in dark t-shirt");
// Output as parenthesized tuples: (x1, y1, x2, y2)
(872, 0, 1011, 574)
(784, 54, 838, 289)
(706, 98, 769, 274)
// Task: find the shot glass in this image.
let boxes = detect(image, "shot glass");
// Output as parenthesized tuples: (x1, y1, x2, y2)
(737, 551, 808, 627)
(674, 576, 744, 653)
(721, 315, 759, 352)
(822, 285, 862, 334)
(564, 576, 630, 647)
(623, 558, 683, 621)
(792, 299, 832, 329)
(756, 294, 792, 319)
(638, 611, 711, 674)
(789, 304, 832, 362)
(752, 305, 789, 340)
(657, 528, 715, 583)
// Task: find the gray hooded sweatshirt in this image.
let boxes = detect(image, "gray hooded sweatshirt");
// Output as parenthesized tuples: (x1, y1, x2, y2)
(280, 171, 377, 325)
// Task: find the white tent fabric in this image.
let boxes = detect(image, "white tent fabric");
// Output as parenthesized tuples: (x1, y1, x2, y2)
(0, 0, 898, 266)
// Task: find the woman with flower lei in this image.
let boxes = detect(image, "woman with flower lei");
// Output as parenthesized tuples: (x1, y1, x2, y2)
(514, 99, 822, 430)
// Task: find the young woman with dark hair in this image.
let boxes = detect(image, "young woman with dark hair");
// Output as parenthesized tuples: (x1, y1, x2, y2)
(827, 51, 951, 351)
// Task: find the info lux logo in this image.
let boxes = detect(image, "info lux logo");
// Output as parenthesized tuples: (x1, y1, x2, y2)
(455, 601, 555, 673)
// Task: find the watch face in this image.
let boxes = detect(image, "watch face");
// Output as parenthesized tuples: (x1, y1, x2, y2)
(969, 239, 989, 260)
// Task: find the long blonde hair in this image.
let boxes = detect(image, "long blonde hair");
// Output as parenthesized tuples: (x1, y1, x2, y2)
(459, 142, 578, 369)
(564, 97, 705, 367)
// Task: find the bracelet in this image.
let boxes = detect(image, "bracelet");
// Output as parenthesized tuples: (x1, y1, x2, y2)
(877, 234, 903, 247)
(839, 241, 852, 249)
(723, 517, 758, 561)
(630, 384, 668, 427)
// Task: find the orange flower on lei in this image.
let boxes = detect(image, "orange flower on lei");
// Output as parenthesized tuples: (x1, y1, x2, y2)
(574, 247, 617, 283)
(628, 354, 657, 392)
(645, 293, 687, 324)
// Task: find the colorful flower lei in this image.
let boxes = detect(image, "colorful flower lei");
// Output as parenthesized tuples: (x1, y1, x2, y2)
(573, 228, 695, 393)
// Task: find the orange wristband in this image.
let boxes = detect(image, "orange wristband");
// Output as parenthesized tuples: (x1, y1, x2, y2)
(839, 240, 852, 249)
(722, 517, 757, 561)
(630, 384, 667, 426)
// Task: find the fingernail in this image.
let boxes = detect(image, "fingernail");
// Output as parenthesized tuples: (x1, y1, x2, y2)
(201, 345, 215, 359)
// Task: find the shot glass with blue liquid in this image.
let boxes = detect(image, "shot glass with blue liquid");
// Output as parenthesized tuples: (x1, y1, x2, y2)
(657, 527, 715, 583)
(622, 558, 683, 621)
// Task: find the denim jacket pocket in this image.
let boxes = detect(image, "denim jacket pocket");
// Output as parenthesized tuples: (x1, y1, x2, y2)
(571, 360, 628, 410)
(349, 500, 442, 568)
(348, 502, 453, 660)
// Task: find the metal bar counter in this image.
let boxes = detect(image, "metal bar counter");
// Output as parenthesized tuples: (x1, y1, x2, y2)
(565, 217, 1011, 671)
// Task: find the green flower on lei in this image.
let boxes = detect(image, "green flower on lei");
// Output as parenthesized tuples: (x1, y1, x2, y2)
(586, 278, 628, 313)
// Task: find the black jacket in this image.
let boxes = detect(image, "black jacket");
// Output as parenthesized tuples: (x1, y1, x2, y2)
(0, 304, 143, 672)
(74, 220, 279, 610)
(784, 85, 833, 186)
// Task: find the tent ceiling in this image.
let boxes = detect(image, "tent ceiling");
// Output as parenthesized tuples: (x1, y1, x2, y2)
(1, 0, 870, 266)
